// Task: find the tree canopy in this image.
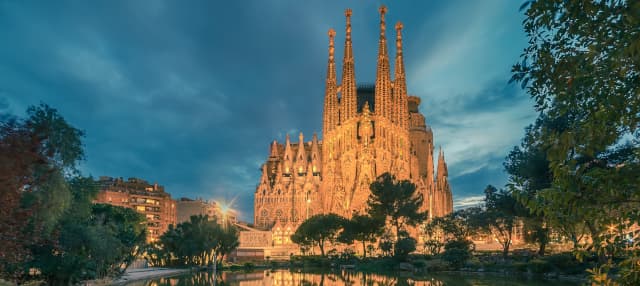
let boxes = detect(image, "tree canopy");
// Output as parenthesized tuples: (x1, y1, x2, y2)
(367, 173, 427, 238)
(291, 213, 346, 257)
(0, 104, 148, 284)
(147, 215, 239, 267)
(338, 213, 383, 258)
(512, 0, 640, 283)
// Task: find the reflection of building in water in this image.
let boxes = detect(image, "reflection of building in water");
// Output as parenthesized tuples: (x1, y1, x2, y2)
(219, 270, 446, 286)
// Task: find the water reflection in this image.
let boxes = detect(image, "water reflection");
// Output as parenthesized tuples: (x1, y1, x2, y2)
(128, 270, 577, 286)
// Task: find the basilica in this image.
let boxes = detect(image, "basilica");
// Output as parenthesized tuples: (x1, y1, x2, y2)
(253, 6, 453, 232)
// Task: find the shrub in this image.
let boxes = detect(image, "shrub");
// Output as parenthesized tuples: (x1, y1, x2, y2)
(394, 237, 417, 260)
(423, 239, 443, 255)
(441, 239, 473, 269)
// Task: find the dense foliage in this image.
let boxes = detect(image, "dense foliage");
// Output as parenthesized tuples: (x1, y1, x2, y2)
(291, 173, 427, 260)
(481, 185, 522, 258)
(291, 213, 346, 257)
(146, 215, 239, 267)
(511, 0, 640, 284)
(338, 213, 384, 258)
(441, 239, 474, 269)
(0, 104, 147, 284)
(367, 173, 427, 253)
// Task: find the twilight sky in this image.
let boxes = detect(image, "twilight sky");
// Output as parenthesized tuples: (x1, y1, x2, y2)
(0, 1, 535, 220)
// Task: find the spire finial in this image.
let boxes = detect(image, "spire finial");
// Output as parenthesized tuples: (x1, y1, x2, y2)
(328, 28, 335, 60)
(379, 5, 387, 30)
(395, 21, 403, 49)
(345, 9, 352, 40)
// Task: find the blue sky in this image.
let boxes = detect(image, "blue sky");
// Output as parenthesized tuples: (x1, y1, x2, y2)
(0, 1, 535, 220)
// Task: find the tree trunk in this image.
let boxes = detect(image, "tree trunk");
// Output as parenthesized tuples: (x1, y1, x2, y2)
(502, 238, 511, 259)
(362, 241, 367, 258)
(319, 240, 325, 257)
(586, 221, 606, 264)
(538, 240, 547, 256)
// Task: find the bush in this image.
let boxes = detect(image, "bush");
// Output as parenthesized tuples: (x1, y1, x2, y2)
(441, 239, 473, 269)
(394, 237, 417, 260)
(423, 239, 443, 255)
(544, 253, 585, 274)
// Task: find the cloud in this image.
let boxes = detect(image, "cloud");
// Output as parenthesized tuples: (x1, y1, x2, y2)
(453, 195, 484, 210)
(0, 1, 533, 221)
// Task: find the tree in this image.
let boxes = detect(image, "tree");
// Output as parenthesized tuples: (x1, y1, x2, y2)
(482, 185, 520, 259)
(338, 214, 383, 258)
(367, 173, 427, 243)
(426, 207, 484, 241)
(291, 214, 346, 257)
(505, 119, 553, 256)
(393, 234, 417, 260)
(512, 1, 639, 283)
(0, 104, 85, 281)
(442, 239, 474, 270)
(150, 215, 239, 267)
(31, 201, 147, 284)
(1, 104, 152, 284)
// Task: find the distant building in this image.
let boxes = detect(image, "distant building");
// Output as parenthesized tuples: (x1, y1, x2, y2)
(94, 176, 176, 242)
(176, 197, 238, 225)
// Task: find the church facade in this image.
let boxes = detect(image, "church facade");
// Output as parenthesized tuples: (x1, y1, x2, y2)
(253, 6, 453, 231)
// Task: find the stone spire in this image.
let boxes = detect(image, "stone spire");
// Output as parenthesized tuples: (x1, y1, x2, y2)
(269, 140, 279, 158)
(283, 134, 293, 175)
(374, 5, 391, 119)
(341, 8, 357, 122)
(394, 21, 408, 129)
(437, 147, 448, 180)
(296, 132, 307, 174)
(259, 163, 271, 189)
(323, 28, 338, 135)
(310, 133, 320, 174)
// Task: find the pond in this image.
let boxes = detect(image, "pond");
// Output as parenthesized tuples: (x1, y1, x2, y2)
(125, 269, 581, 286)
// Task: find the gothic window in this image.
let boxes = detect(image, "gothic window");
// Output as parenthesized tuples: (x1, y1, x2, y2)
(275, 209, 283, 217)
(262, 189, 266, 195)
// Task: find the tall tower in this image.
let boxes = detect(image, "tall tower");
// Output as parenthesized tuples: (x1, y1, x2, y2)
(374, 5, 392, 120)
(322, 29, 338, 136)
(394, 22, 408, 130)
(341, 9, 357, 122)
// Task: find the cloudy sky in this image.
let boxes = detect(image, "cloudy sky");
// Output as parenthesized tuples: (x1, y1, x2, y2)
(0, 1, 535, 220)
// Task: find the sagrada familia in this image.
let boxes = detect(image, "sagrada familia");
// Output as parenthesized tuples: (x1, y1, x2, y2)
(254, 6, 453, 231)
